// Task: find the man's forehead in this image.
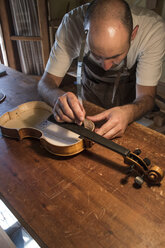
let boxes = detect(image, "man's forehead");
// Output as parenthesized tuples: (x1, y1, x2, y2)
(86, 29, 129, 59)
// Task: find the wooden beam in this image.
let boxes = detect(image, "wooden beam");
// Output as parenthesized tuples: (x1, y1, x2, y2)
(0, 0, 18, 69)
(37, 0, 50, 68)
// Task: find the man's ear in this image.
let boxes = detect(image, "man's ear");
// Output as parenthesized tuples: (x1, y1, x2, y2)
(131, 25, 139, 41)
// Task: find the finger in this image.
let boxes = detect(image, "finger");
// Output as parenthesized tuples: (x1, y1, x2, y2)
(58, 96, 76, 121)
(54, 113, 64, 122)
(67, 95, 85, 122)
(55, 99, 84, 125)
(100, 122, 124, 139)
(96, 126, 120, 139)
(103, 128, 122, 139)
(110, 131, 123, 139)
(95, 120, 116, 136)
(55, 105, 73, 123)
(86, 110, 109, 122)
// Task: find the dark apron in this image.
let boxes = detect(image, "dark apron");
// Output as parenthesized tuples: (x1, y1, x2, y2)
(82, 53, 137, 109)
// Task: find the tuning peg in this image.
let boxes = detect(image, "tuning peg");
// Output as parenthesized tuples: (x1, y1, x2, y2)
(133, 149, 141, 155)
(143, 158, 151, 166)
(134, 176, 144, 186)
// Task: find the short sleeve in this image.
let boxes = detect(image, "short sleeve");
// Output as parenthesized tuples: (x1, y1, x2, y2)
(136, 21, 165, 86)
(45, 7, 86, 77)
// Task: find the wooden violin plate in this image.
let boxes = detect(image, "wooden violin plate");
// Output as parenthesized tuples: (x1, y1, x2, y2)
(0, 101, 87, 156)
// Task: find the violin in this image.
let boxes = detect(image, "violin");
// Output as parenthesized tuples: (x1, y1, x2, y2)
(0, 101, 164, 187)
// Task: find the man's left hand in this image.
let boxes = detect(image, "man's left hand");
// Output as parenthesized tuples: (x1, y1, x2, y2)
(87, 106, 130, 139)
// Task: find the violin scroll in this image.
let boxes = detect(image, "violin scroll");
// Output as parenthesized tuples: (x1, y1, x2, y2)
(124, 149, 164, 186)
(147, 166, 164, 184)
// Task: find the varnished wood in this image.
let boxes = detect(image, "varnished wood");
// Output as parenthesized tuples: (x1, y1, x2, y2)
(0, 64, 165, 248)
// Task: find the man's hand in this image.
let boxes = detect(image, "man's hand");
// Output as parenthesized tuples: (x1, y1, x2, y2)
(87, 106, 130, 139)
(87, 85, 156, 139)
(53, 92, 86, 125)
(38, 72, 86, 125)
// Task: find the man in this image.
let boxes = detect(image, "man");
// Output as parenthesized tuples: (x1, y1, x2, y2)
(38, 0, 165, 139)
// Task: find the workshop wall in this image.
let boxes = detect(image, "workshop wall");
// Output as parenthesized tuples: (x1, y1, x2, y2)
(48, 0, 148, 20)
(48, 0, 165, 22)
(48, 0, 90, 20)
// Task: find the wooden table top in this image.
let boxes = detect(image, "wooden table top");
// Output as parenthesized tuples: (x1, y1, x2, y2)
(0, 64, 165, 248)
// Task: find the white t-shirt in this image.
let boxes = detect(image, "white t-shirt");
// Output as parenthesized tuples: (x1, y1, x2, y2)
(45, 4, 165, 86)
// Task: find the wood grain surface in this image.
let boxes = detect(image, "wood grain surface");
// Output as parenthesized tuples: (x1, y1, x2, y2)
(0, 64, 165, 248)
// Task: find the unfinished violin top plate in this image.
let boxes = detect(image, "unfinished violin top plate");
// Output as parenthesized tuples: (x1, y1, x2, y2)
(0, 101, 93, 156)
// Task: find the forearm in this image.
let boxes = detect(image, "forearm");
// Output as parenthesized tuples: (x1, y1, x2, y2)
(38, 79, 64, 107)
(38, 72, 64, 107)
(121, 95, 155, 124)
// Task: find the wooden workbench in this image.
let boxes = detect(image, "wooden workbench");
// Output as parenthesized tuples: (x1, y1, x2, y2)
(0, 64, 165, 248)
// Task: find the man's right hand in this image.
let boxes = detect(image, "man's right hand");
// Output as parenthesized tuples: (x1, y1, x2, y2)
(38, 72, 85, 125)
(53, 92, 86, 125)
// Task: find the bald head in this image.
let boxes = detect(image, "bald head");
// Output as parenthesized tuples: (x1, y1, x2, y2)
(85, 0, 133, 38)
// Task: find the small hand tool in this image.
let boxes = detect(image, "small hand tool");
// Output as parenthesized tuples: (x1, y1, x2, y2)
(76, 31, 88, 105)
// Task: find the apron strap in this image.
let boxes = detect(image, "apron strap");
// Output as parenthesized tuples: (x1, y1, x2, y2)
(111, 57, 127, 104)
(111, 71, 122, 104)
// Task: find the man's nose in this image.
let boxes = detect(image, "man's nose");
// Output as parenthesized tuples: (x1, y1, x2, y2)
(102, 60, 113, 70)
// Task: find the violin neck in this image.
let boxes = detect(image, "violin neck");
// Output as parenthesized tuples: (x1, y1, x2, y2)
(48, 115, 130, 157)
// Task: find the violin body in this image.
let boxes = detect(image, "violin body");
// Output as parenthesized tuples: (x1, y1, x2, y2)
(0, 101, 93, 156)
